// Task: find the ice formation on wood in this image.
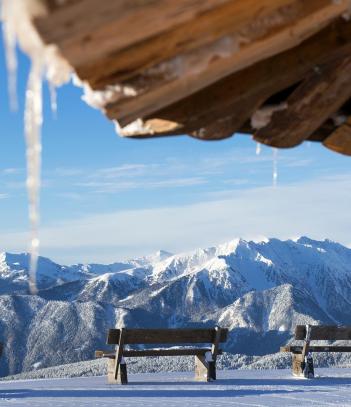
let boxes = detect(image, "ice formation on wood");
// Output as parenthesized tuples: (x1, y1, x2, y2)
(1, 0, 72, 293)
(250, 103, 288, 130)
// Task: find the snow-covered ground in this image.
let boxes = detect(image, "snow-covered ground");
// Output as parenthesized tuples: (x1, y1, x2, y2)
(1, 368, 351, 407)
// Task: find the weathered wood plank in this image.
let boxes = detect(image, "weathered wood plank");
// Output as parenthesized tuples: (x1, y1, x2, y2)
(107, 328, 228, 345)
(323, 117, 351, 155)
(295, 325, 351, 341)
(118, 19, 351, 138)
(255, 55, 351, 148)
(97, 348, 223, 358)
(74, 0, 297, 87)
(281, 345, 351, 353)
(106, 0, 348, 126)
(37, 0, 232, 67)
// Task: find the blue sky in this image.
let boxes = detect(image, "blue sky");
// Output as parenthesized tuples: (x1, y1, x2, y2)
(1, 29, 351, 264)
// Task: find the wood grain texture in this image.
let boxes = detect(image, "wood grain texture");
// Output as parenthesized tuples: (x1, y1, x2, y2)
(74, 0, 297, 87)
(37, 0, 231, 66)
(105, 0, 348, 125)
(107, 328, 228, 345)
(255, 56, 351, 147)
(323, 117, 351, 155)
(119, 19, 351, 138)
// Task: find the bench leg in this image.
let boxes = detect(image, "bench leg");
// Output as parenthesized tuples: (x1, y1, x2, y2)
(292, 353, 314, 378)
(195, 355, 211, 382)
(107, 358, 128, 384)
(303, 353, 315, 379)
(292, 354, 304, 377)
(208, 361, 216, 381)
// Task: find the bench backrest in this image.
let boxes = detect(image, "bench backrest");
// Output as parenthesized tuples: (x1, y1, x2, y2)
(295, 325, 351, 341)
(107, 328, 228, 345)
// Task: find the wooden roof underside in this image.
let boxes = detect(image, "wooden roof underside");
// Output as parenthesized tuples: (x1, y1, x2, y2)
(35, 0, 351, 155)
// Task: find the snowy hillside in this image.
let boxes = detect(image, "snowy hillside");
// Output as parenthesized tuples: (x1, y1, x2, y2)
(1, 236, 351, 376)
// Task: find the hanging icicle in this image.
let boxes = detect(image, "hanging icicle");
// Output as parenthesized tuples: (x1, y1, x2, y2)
(1, 0, 72, 294)
(256, 142, 261, 156)
(24, 59, 43, 294)
(49, 82, 57, 117)
(272, 148, 278, 187)
(1, 0, 17, 111)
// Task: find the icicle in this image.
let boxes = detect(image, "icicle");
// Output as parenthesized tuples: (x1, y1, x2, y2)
(24, 59, 43, 295)
(49, 82, 57, 117)
(1, 0, 72, 294)
(272, 148, 278, 187)
(1, 0, 18, 110)
(256, 143, 261, 156)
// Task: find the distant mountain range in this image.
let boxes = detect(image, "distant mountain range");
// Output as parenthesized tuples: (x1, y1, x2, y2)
(1, 236, 351, 376)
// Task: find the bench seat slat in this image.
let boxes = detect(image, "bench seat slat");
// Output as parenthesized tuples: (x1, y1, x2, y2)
(281, 345, 351, 353)
(96, 348, 223, 358)
(107, 328, 228, 345)
(295, 325, 351, 340)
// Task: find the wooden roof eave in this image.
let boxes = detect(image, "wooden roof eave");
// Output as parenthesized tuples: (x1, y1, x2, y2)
(33, 0, 351, 156)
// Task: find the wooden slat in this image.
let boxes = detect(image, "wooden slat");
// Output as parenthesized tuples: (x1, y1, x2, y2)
(295, 325, 351, 341)
(255, 55, 351, 147)
(37, 0, 232, 67)
(281, 345, 351, 353)
(74, 0, 297, 87)
(128, 348, 221, 357)
(119, 19, 351, 138)
(105, 0, 348, 126)
(323, 117, 351, 155)
(96, 348, 223, 358)
(107, 328, 228, 345)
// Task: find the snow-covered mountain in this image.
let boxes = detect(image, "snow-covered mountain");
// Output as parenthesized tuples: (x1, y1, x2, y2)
(0, 236, 350, 376)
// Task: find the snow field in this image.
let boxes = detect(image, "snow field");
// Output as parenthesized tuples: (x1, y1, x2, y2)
(1, 368, 351, 407)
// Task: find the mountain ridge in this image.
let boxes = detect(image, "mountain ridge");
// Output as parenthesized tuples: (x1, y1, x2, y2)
(0, 236, 350, 376)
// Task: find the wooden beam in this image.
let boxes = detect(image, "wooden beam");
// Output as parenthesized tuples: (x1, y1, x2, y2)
(97, 348, 223, 358)
(295, 325, 351, 341)
(37, 0, 232, 67)
(323, 117, 351, 155)
(107, 328, 228, 345)
(254, 55, 351, 148)
(117, 19, 351, 138)
(74, 0, 297, 87)
(105, 0, 349, 126)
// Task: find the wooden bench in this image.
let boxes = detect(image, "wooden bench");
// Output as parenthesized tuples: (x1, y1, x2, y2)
(96, 326, 228, 384)
(281, 325, 351, 378)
